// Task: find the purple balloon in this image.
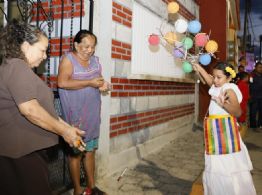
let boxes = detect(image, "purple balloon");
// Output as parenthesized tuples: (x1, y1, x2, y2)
(173, 48, 184, 58)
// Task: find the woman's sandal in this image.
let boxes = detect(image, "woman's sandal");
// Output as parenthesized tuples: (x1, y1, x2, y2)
(92, 187, 106, 195)
(81, 187, 92, 195)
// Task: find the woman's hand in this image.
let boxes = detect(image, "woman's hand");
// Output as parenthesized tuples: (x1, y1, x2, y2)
(62, 127, 86, 151)
(90, 77, 104, 88)
(99, 81, 111, 92)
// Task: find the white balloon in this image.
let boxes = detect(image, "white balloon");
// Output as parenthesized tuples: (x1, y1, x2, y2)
(175, 19, 188, 33)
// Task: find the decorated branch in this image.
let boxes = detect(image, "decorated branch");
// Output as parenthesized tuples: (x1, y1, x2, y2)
(148, 1, 218, 76)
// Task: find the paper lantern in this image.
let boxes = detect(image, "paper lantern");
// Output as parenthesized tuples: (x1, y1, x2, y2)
(164, 32, 177, 45)
(167, 2, 179, 14)
(148, 34, 160, 46)
(175, 19, 188, 33)
(188, 20, 201, 34)
(195, 33, 208, 47)
(205, 40, 218, 53)
(182, 37, 193, 49)
(173, 48, 184, 58)
(199, 53, 211, 66)
(182, 61, 193, 73)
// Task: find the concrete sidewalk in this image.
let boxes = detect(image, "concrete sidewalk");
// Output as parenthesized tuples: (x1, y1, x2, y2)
(63, 127, 262, 195)
(243, 128, 262, 195)
(95, 129, 204, 195)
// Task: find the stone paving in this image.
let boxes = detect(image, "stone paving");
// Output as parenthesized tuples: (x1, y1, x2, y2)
(98, 129, 204, 195)
(243, 129, 262, 195)
(62, 127, 262, 195)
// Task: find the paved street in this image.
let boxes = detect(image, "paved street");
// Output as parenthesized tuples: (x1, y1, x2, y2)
(243, 128, 262, 195)
(97, 129, 204, 195)
(63, 127, 262, 195)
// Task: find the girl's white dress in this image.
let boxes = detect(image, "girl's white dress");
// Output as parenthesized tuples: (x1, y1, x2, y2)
(203, 83, 257, 195)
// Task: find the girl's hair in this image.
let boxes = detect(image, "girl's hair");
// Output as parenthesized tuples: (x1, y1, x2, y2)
(73, 30, 97, 51)
(214, 62, 235, 78)
(0, 19, 47, 61)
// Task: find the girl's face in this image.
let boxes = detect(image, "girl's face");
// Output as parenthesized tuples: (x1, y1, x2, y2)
(212, 69, 231, 87)
(22, 35, 48, 68)
(74, 35, 96, 61)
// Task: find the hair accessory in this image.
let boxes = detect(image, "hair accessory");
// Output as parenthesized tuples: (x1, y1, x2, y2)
(225, 67, 236, 78)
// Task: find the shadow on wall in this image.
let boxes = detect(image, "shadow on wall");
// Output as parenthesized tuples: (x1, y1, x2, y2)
(130, 126, 150, 160)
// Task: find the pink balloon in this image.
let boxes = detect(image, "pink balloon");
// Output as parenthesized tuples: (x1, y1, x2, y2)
(148, 34, 160, 45)
(195, 33, 208, 47)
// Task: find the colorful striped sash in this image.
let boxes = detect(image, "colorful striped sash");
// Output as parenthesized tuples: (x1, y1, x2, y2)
(204, 115, 241, 155)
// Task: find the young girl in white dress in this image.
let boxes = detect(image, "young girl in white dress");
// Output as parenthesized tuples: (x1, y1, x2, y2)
(193, 62, 256, 195)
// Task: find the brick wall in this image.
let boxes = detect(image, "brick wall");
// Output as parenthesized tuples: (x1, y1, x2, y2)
(49, 38, 72, 56)
(112, 1, 132, 28)
(110, 78, 194, 97)
(111, 39, 131, 61)
(31, 0, 84, 21)
(110, 103, 194, 138)
(31, 0, 84, 80)
(110, 0, 196, 142)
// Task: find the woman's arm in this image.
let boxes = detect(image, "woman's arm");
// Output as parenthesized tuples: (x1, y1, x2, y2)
(57, 56, 104, 90)
(192, 63, 213, 86)
(18, 99, 85, 149)
(212, 89, 242, 117)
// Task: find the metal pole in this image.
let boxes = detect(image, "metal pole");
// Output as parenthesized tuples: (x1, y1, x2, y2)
(259, 35, 262, 62)
(89, 0, 94, 32)
(243, 0, 249, 54)
(80, 0, 83, 30)
(36, 0, 40, 27)
(3, 0, 8, 26)
(7, 0, 11, 22)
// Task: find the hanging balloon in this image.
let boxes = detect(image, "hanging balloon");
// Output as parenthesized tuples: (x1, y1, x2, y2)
(175, 19, 188, 33)
(205, 40, 218, 53)
(195, 33, 208, 47)
(188, 20, 201, 34)
(199, 53, 211, 66)
(148, 34, 160, 46)
(182, 37, 193, 49)
(164, 32, 177, 45)
(182, 61, 193, 73)
(167, 2, 179, 14)
(173, 48, 184, 58)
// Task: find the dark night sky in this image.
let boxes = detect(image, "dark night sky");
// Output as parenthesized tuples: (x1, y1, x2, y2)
(239, 0, 262, 47)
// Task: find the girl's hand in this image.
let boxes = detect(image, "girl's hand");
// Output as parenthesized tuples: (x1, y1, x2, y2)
(62, 127, 86, 151)
(211, 90, 230, 108)
(192, 62, 201, 72)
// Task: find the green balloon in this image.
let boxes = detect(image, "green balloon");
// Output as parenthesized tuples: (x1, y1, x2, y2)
(182, 37, 193, 49)
(182, 61, 193, 73)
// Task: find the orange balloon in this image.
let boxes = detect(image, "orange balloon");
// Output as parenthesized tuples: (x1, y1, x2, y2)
(164, 32, 177, 45)
(167, 2, 179, 14)
(205, 40, 218, 53)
